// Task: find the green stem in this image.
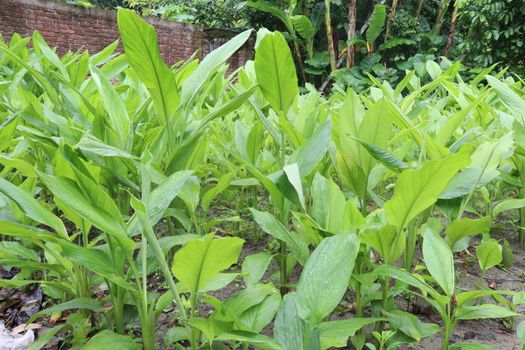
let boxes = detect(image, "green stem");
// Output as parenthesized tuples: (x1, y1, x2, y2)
(442, 306, 452, 350)
(128, 255, 156, 350)
(355, 261, 363, 317)
(278, 125, 288, 295)
(112, 286, 125, 334)
(404, 219, 417, 271)
(521, 187, 525, 243)
(279, 242, 288, 295)
(377, 276, 390, 333)
(142, 219, 187, 321)
(381, 277, 390, 309)
(167, 217, 176, 236)
(360, 194, 367, 217)
(190, 292, 199, 350)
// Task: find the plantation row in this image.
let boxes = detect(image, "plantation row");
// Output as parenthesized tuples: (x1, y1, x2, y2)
(1, 8, 525, 350)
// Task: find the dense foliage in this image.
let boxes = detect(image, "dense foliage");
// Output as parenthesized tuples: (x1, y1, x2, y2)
(1, 10, 525, 349)
(64, 0, 525, 89)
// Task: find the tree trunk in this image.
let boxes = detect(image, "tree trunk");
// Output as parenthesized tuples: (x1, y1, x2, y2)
(433, 0, 450, 35)
(347, 0, 357, 68)
(325, 0, 337, 71)
(444, 3, 459, 57)
(293, 42, 307, 84)
(415, 0, 424, 19)
(385, 0, 399, 40)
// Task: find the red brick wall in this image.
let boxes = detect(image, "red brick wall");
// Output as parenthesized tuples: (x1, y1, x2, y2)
(0, 0, 253, 67)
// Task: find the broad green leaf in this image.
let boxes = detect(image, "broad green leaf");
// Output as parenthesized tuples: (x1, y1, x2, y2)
(239, 292, 281, 333)
(455, 290, 512, 308)
(374, 265, 440, 300)
(423, 228, 455, 296)
(445, 217, 490, 251)
(163, 327, 190, 345)
(0, 178, 67, 238)
(357, 99, 392, 175)
(202, 172, 235, 213)
(242, 252, 273, 287)
(248, 2, 288, 28)
(512, 291, 525, 305)
(385, 152, 469, 230)
(283, 163, 306, 210)
(250, 208, 309, 265)
(0, 279, 72, 295)
(274, 293, 306, 350)
(57, 241, 135, 290)
(223, 284, 280, 332)
(439, 167, 497, 199)
(181, 29, 252, 111)
(501, 239, 513, 269)
(117, 9, 178, 131)
(471, 132, 514, 170)
(476, 239, 502, 272)
(0, 241, 39, 261)
(39, 174, 134, 251)
(449, 342, 495, 350)
(247, 122, 265, 163)
(456, 304, 520, 320)
(493, 199, 525, 217)
(442, 133, 513, 200)
(166, 86, 257, 173)
(366, 5, 386, 44)
(131, 196, 186, 319)
(426, 61, 442, 80)
(30, 298, 103, 322)
(0, 44, 60, 104)
(172, 234, 243, 293)
(76, 136, 137, 159)
(351, 137, 409, 172)
(311, 173, 348, 234)
(486, 75, 525, 115)
(0, 115, 18, 152)
(435, 90, 489, 145)
(318, 318, 382, 350)
(83, 330, 141, 350)
(0, 221, 59, 243)
(138, 234, 198, 275)
(26, 324, 67, 350)
(296, 233, 359, 324)
(383, 309, 439, 342)
(288, 120, 331, 177)
(517, 321, 525, 349)
(254, 31, 298, 114)
(188, 317, 233, 342)
(361, 224, 404, 264)
(0, 259, 63, 273)
(32, 32, 68, 77)
(128, 170, 193, 236)
(0, 155, 37, 177)
(292, 15, 314, 39)
(90, 65, 131, 149)
(215, 331, 284, 350)
(336, 98, 391, 200)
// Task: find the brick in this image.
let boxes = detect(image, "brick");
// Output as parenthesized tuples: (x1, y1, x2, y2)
(0, 0, 252, 67)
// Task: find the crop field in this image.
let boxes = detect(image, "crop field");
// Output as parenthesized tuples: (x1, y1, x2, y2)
(1, 7, 525, 350)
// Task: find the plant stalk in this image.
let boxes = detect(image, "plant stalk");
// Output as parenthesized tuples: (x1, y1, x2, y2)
(324, 0, 337, 71)
(384, 0, 399, 41)
(404, 219, 417, 271)
(346, 0, 357, 68)
(521, 186, 525, 243)
(279, 128, 288, 295)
